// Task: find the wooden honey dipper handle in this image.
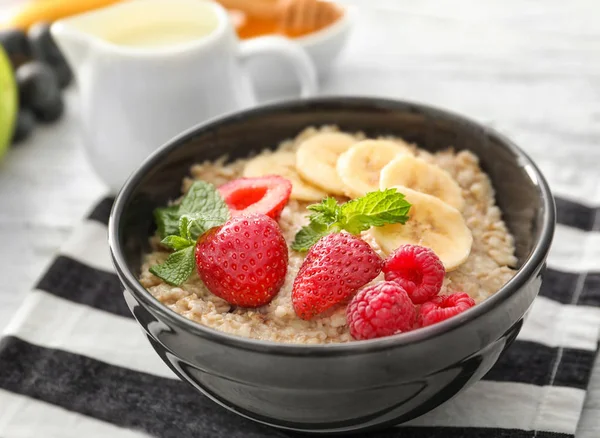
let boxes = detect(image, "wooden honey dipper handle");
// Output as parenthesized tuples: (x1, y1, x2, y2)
(217, 0, 342, 33)
(278, 0, 342, 33)
(217, 0, 279, 20)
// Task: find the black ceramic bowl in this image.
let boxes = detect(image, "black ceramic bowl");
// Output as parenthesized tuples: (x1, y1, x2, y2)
(108, 97, 555, 434)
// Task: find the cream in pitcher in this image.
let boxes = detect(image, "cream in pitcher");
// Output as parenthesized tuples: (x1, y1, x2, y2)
(51, 0, 317, 193)
(106, 21, 216, 47)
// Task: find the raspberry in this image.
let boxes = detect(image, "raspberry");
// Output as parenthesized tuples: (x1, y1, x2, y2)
(292, 233, 382, 320)
(347, 281, 416, 340)
(383, 244, 445, 304)
(418, 292, 476, 327)
(195, 214, 288, 307)
(218, 176, 292, 220)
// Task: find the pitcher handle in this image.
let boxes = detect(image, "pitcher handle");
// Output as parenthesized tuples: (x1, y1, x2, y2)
(238, 36, 318, 98)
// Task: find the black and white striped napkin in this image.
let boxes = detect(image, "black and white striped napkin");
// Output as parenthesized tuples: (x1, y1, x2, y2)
(0, 195, 599, 438)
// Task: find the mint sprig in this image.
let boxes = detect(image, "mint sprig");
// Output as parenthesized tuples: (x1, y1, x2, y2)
(291, 189, 411, 252)
(161, 235, 193, 251)
(149, 246, 196, 286)
(149, 181, 229, 286)
(154, 180, 229, 239)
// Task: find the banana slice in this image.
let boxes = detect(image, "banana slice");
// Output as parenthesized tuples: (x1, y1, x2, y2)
(243, 151, 327, 201)
(371, 186, 472, 271)
(379, 155, 465, 211)
(296, 132, 358, 196)
(336, 140, 412, 198)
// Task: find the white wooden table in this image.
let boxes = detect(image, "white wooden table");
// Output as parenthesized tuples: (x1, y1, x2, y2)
(1, 0, 599, 436)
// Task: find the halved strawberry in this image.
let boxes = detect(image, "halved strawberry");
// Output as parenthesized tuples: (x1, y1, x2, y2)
(218, 176, 292, 220)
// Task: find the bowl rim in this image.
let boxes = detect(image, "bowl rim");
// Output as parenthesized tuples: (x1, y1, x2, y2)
(108, 96, 556, 356)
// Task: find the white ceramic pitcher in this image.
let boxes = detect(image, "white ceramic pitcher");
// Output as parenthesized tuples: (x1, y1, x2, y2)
(51, 0, 317, 193)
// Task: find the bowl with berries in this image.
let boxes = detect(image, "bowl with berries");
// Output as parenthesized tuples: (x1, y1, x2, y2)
(108, 97, 555, 433)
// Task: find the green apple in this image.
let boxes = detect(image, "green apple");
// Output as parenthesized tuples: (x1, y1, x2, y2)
(0, 45, 18, 158)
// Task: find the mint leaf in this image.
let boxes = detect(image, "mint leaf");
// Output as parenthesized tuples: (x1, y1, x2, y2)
(161, 235, 193, 251)
(180, 181, 229, 222)
(188, 213, 227, 238)
(154, 205, 180, 238)
(185, 215, 206, 241)
(153, 181, 229, 239)
(341, 189, 411, 234)
(307, 197, 340, 221)
(304, 197, 342, 230)
(149, 246, 196, 286)
(292, 189, 411, 252)
(291, 221, 329, 251)
(178, 215, 193, 241)
(291, 197, 343, 251)
(179, 213, 225, 241)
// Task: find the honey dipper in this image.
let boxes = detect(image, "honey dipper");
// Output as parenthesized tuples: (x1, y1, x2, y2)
(218, 0, 342, 33)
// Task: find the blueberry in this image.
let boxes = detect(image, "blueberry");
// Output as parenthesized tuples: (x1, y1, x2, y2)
(34, 93, 64, 123)
(28, 23, 62, 61)
(11, 107, 36, 144)
(16, 61, 63, 122)
(0, 29, 31, 68)
(28, 22, 72, 88)
(50, 59, 73, 89)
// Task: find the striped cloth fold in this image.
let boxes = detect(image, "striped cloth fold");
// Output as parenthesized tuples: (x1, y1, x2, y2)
(0, 196, 599, 438)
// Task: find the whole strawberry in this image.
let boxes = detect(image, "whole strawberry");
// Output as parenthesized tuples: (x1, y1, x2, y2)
(195, 214, 288, 307)
(292, 232, 382, 320)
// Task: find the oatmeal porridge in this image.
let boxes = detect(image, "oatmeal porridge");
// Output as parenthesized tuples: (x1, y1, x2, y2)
(139, 126, 517, 344)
